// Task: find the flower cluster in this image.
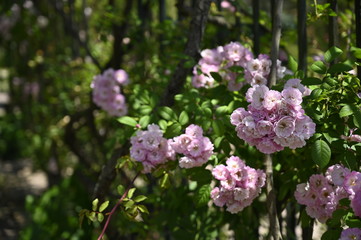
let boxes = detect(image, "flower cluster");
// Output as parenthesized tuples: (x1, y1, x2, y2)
(230, 79, 315, 154)
(210, 156, 266, 214)
(192, 42, 254, 91)
(171, 124, 214, 168)
(295, 164, 361, 223)
(130, 124, 175, 173)
(91, 68, 129, 116)
(244, 54, 286, 86)
(339, 228, 361, 240)
(192, 42, 289, 91)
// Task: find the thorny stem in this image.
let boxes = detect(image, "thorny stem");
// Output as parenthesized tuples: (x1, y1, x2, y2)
(97, 172, 140, 240)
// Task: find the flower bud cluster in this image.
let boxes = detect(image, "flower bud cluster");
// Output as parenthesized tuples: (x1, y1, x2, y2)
(210, 156, 266, 214)
(295, 164, 361, 223)
(91, 68, 129, 116)
(244, 54, 286, 86)
(192, 42, 254, 91)
(170, 124, 214, 168)
(230, 80, 315, 154)
(130, 124, 175, 173)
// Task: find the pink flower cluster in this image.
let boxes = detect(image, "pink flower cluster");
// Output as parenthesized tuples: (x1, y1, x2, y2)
(170, 124, 214, 168)
(192, 42, 254, 91)
(230, 79, 315, 154)
(339, 228, 361, 240)
(91, 68, 129, 116)
(130, 124, 175, 173)
(192, 42, 289, 91)
(295, 164, 361, 223)
(244, 54, 286, 86)
(210, 156, 266, 214)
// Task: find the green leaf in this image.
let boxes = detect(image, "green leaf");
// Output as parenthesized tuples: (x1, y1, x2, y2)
(137, 205, 149, 214)
(178, 111, 189, 126)
(215, 106, 229, 116)
(139, 116, 150, 128)
(339, 104, 361, 128)
(295, 70, 305, 79)
(214, 136, 224, 148)
(288, 56, 298, 73)
(321, 228, 342, 240)
(166, 122, 182, 137)
(139, 105, 152, 115)
(134, 195, 147, 203)
(311, 139, 331, 169)
(158, 106, 177, 120)
(311, 61, 327, 74)
(228, 65, 244, 73)
(210, 72, 223, 83)
(158, 119, 167, 130)
(212, 120, 225, 136)
(88, 211, 96, 222)
(117, 185, 125, 195)
(310, 88, 323, 99)
(328, 63, 353, 74)
(97, 213, 104, 222)
(92, 198, 99, 211)
(194, 184, 211, 207)
(352, 105, 361, 128)
(339, 104, 353, 118)
(350, 46, 361, 58)
(124, 199, 134, 209)
(127, 188, 136, 199)
(99, 201, 109, 212)
(324, 46, 343, 63)
(117, 116, 138, 127)
(235, 75, 245, 83)
(302, 77, 322, 85)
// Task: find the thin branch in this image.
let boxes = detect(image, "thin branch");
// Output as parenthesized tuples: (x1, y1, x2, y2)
(97, 172, 140, 240)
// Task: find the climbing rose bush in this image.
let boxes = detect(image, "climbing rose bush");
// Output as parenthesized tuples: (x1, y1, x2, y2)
(170, 124, 214, 168)
(91, 68, 129, 116)
(210, 156, 266, 214)
(295, 164, 361, 223)
(230, 80, 315, 154)
(130, 124, 175, 173)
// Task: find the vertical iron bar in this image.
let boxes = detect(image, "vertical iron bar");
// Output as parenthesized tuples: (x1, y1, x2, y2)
(356, 0, 361, 79)
(328, 0, 338, 63)
(297, 0, 307, 75)
(253, 0, 260, 56)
